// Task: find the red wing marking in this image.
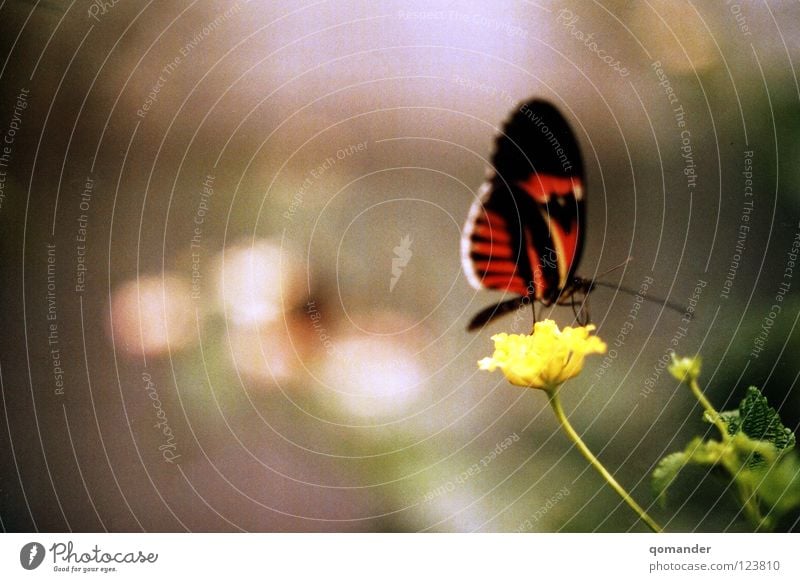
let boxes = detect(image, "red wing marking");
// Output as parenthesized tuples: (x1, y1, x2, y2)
(480, 209, 508, 229)
(525, 230, 546, 300)
(473, 261, 518, 274)
(518, 174, 583, 204)
(461, 185, 528, 296)
(470, 241, 513, 258)
(472, 224, 511, 242)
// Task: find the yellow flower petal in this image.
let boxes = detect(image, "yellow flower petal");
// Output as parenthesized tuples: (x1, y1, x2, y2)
(477, 320, 606, 390)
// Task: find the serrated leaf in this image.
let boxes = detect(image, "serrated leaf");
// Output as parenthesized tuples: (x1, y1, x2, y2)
(736, 386, 795, 461)
(706, 409, 741, 434)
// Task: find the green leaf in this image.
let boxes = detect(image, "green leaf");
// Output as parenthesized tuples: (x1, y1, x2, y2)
(706, 409, 741, 434)
(710, 387, 795, 467)
(652, 451, 688, 507)
(652, 438, 727, 506)
(745, 453, 800, 517)
(736, 386, 795, 462)
(684, 438, 728, 465)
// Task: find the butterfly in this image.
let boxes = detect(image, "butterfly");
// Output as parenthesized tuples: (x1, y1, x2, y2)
(461, 99, 594, 331)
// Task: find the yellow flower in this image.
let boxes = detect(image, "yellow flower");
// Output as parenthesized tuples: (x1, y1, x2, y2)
(478, 320, 607, 390)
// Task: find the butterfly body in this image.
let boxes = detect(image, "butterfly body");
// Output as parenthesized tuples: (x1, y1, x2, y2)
(462, 99, 591, 329)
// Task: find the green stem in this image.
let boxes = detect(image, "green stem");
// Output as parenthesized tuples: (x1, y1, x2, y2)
(547, 388, 663, 533)
(734, 478, 769, 531)
(688, 377, 771, 532)
(688, 378, 728, 439)
(724, 449, 770, 531)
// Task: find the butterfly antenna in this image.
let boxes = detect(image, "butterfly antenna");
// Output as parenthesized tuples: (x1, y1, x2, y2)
(590, 257, 686, 316)
(595, 256, 633, 279)
(592, 280, 686, 316)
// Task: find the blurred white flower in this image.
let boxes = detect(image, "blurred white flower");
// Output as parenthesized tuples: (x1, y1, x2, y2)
(320, 336, 426, 418)
(108, 274, 195, 357)
(215, 240, 303, 327)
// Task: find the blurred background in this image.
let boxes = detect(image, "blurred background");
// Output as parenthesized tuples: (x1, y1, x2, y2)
(0, 0, 798, 532)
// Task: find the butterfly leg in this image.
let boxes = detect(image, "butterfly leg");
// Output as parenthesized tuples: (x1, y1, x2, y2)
(529, 300, 539, 334)
(569, 292, 580, 322)
(561, 279, 592, 326)
(576, 292, 591, 326)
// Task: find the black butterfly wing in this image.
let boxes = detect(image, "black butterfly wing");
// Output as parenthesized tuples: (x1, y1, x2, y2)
(462, 99, 586, 319)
